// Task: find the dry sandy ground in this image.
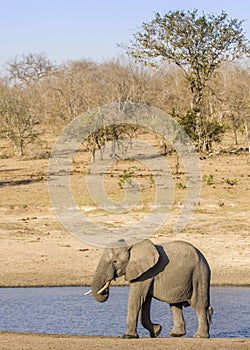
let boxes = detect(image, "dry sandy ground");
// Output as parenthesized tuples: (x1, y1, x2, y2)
(0, 332, 249, 350)
(0, 218, 249, 287)
(0, 149, 249, 349)
(0, 152, 249, 287)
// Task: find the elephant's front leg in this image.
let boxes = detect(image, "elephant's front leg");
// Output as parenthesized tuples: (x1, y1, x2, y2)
(140, 295, 162, 338)
(169, 303, 186, 337)
(122, 284, 141, 339)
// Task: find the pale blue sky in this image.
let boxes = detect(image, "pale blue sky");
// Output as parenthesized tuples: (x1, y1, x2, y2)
(0, 0, 249, 69)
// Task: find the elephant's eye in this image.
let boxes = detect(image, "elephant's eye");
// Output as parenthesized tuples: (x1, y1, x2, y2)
(112, 259, 117, 265)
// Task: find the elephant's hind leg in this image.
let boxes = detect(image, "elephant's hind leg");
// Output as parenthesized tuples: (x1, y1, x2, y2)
(192, 306, 210, 338)
(169, 303, 186, 337)
(140, 296, 162, 338)
(190, 293, 210, 337)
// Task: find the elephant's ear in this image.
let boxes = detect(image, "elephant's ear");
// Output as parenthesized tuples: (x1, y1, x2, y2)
(125, 239, 159, 282)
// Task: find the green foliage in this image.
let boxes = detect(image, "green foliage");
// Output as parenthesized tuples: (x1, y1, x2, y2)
(128, 9, 250, 152)
(176, 182, 186, 189)
(118, 170, 134, 189)
(201, 119, 226, 152)
(149, 174, 155, 187)
(129, 9, 249, 73)
(203, 174, 214, 186)
(179, 111, 226, 150)
(178, 110, 197, 142)
(225, 178, 238, 186)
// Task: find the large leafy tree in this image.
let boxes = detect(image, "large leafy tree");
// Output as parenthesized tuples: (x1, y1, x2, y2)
(128, 9, 250, 151)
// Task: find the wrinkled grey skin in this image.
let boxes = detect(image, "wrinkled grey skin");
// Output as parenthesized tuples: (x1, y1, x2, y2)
(91, 239, 213, 339)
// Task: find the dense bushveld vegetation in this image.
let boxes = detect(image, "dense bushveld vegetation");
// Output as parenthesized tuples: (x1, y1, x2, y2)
(0, 10, 249, 157)
(0, 54, 249, 157)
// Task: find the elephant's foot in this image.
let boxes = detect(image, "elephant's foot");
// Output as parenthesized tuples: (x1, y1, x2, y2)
(122, 333, 139, 339)
(193, 332, 210, 339)
(169, 326, 186, 337)
(150, 324, 162, 338)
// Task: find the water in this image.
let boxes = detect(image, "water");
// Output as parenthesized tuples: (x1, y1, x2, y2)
(0, 286, 249, 338)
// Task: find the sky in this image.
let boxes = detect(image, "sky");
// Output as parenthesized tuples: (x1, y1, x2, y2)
(0, 0, 250, 70)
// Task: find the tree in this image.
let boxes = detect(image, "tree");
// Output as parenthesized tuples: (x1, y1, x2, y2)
(218, 62, 250, 146)
(128, 9, 250, 151)
(45, 59, 101, 124)
(99, 58, 149, 104)
(0, 83, 38, 156)
(6, 53, 56, 86)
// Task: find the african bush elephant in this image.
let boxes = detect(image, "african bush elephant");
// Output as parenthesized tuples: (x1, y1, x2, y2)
(85, 239, 213, 339)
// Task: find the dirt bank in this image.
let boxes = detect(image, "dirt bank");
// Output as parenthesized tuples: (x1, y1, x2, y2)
(0, 221, 249, 287)
(0, 332, 249, 350)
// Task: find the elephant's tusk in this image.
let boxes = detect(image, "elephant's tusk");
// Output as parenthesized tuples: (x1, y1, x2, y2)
(97, 281, 111, 294)
(84, 289, 92, 296)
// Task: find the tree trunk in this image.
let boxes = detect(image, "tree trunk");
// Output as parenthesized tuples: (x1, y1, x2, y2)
(245, 118, 250, 163)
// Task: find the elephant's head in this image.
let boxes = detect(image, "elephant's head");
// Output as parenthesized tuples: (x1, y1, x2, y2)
(88, 239, 160, 303)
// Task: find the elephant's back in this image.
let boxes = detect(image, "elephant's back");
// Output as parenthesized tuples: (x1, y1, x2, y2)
(161, 240, 205, 263)
(153, 240, 209, 303)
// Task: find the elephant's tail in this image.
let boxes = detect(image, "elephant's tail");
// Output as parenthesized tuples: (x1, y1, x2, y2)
(207, 306, 213, 325)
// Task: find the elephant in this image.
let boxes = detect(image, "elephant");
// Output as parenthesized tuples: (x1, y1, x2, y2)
(85, 239, 213, 339)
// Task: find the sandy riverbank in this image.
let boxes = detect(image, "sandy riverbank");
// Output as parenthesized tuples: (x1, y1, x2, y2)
(0, 219, 249, 287)
(0, 331, 249, 350)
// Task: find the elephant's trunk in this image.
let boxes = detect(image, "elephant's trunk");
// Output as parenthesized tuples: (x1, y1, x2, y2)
(90, 250, 118, 302)
(91, 274, 110, 303)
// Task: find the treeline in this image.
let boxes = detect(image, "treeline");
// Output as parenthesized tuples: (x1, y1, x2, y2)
(0, 53, 249, 157)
